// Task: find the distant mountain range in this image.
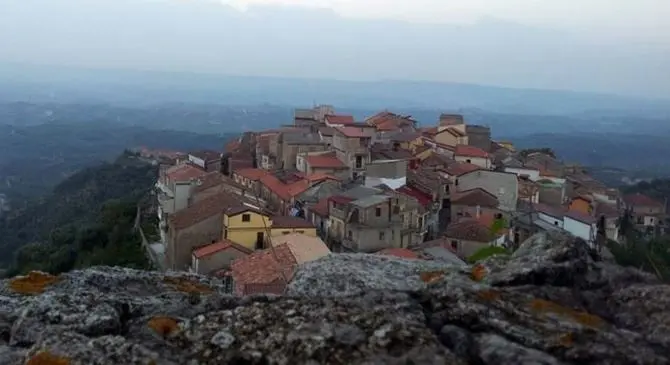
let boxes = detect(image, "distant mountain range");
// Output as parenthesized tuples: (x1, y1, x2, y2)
(1, 63, 669, 118)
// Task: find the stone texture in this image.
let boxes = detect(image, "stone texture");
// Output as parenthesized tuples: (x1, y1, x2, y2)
(0, 231, 668, 364)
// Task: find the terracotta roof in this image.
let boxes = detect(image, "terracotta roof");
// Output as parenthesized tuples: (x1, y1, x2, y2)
(325, 114, 356, 125)
(445, 220, 497, 243)
(330, 195, 356, 205)
(623, 193, 663, 208)
(565, 210, 596, 225)
(231, 244, 297, 295)
(396, 185, 432, 208)
(166, 164, 207, 182)
(451, 188, 499, 208)
(305, 153, 347, 169)
(304, 173, 340, 183)
(310, 197, 330, 217)
(454, 144, 489, 159)
(271, 216, 315, 229)
(260, 174, 310, 201)
(335, 126, 371, 138)
(443, 161, 481, 176)
(192, 239, 253, 259)
(234, 168, 269, 181)
(169, 192, 243, 230)
(533, 203, 565, 219)
(376, 248, 419, 259)
(270, 233, 330, 264)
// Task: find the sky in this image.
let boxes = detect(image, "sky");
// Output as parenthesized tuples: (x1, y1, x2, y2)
(1, 0, 669, 98)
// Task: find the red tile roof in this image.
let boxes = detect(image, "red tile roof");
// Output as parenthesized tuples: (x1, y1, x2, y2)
(166, 164, 207, 182)
(329, 195, 356, 205)
(335, 126, 371, 138)
(305, 153, 347, 169)
(377, 248, 419, 259)
(260, 174, 311, 201)
(193, 239, 253, 259)
(271, 216, 315, 229)
(623, 193, 663, 208)
(310, 197, 330, 217)
(234, 168, 269, 181)
(455, 144, 489, 158)
(305, 173, 340, 183)
(325, 114, 355, 125)
(231, 244, 297, 295)
(396, 185, 433, 208)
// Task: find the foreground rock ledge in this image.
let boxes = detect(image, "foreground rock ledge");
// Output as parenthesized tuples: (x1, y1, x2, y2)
(1, 232, 668, 364)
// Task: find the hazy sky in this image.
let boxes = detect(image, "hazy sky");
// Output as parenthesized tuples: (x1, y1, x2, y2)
(1, 0, 669, 98)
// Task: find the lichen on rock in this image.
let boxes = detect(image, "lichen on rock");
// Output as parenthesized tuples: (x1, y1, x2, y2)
(0, 231, 667, 364)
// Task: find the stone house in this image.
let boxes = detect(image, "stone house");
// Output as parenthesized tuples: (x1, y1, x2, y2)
(190, 239, 252, 275)
(455, 170, 519, 213)
(444, 215, 507, 258)
(332, 125, 376, 179)
(450, 188, 500, 223)
(165, 192, 247, 271)
(465, 125, 491, 152)
(454, 145, 491, 169)
(231, 168, 268, 197)
(296, 151, 350, 180)
(278, 132, 328, 169)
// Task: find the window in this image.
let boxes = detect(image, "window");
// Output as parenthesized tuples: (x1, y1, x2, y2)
(297, 230, 305, 234)
(455, 179, 459, 186)
(451, 240, 458, 250)
(379, 231, 385, 240)
(348, 230, 353, 239)
(355, 156, 363, 169)
(242, 214, 251, 222)
(466, 159, 471, 163)
(375, 207, 382, 217)
(554, 221, 558, 226)
(445, 185, 450, 193)
(418, 217, 423, 228)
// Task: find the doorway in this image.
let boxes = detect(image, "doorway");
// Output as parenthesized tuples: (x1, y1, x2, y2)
(255, 232, 265, 250)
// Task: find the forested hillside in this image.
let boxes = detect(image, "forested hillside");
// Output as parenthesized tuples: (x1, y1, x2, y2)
(0, 152, 157, 276)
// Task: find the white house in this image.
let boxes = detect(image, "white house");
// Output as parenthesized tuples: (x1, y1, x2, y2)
(563, 211, 597, 248)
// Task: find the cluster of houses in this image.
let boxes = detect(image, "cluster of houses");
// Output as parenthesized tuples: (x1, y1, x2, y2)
(145, 104, 668, 295)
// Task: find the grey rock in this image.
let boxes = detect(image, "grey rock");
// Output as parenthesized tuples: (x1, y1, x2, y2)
(0, 231, 668, 364)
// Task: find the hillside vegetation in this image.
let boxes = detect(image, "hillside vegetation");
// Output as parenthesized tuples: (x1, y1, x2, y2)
(0, 152, 156, 276)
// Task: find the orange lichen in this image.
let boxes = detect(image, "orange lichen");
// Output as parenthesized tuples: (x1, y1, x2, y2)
(477, 289, 502, 301)
(529, 299, 605, 329)
(163, 277, 213, 294)
(556, 332, 575, 348)
(470, 264, 487, 282)
(148, 316, 180, 337)
(420, 271, 445, 284)
(9, 271, 60, 295)
(26, 351, 70, 365)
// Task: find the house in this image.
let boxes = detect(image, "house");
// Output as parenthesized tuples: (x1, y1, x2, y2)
(190, 239, 252, 275)
(454, 145, 491, 169)
(422, 138, 456, 158)
(332, 125, 376, 179)
(297, 151, 349, 180)
(318, 126, 335, 146)
(294, 105, 334, 130)
(533, 203, 565, 227)
(623, 193, 665, 227)
(465, 125, 491, 152)
(259, 173, 311, 214)
(364, 159, 409, 190)
(594, 202, 620, 242)
(365, 111, 417, 133)
(190, 172, 242, 204)
(432, 127, 468, 148)
(230, 233, 330, 295)
(444, 215, 507, 258)
(165, 192, 249, 271)
(255, 133, 280, 171)
(411, 238, 468, 266)
(232, 168, 268, 196)
(269, 233, 331, 264)
(306, 197, 331, 239)
(224, 154, 255, 176)
(223, 206, 273, 251)
(188, 150, 222, 173)
(156, 163, 208, 216)
(563, 210, 597, 248)
(324, 114, 356, 127)
(270, 216, 317, 237)
(450, 188, 500, 223)
(568, 195, 593, 215)
(454, 170, 519, 212)
(278, 132, 328, 169)
(336, 194, 403, 253)
(504, 166, 541, 181)
(412, 145, 433, 161)
(370, 143, 416, 162)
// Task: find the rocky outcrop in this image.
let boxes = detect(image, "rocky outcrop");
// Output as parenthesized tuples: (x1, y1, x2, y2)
(1, 231, 668, 364)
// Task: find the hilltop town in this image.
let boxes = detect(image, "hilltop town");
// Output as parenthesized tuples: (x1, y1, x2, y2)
(142, 105, 668, 295)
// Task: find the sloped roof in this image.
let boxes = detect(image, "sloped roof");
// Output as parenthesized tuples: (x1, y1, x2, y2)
(565, 210, 597, 225)
(169, 192, 243, 230)
(451, 188, 499, 208)
(192, 239, 253, 259)
(166, 163, 207, 182)
(396, 185, 432, 208)
(231, 244, 297, 294)
(445, 220, 496, 243)
(335, 126, 372, 138)
(305, 153, 347, 169)
(623, 193, 662, 208)
(325, 114, 355, 125)
(455, 144, 489, 159)
(234, 168, 269, 181)
(270, 233, 331, 265)
(442, 161, 481, 176)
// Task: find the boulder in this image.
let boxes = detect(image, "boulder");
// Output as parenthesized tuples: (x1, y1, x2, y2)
(0, 231, 667, 364)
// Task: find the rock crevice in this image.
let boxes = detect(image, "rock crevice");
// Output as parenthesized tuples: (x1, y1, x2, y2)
(0, 232, 668, 364)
